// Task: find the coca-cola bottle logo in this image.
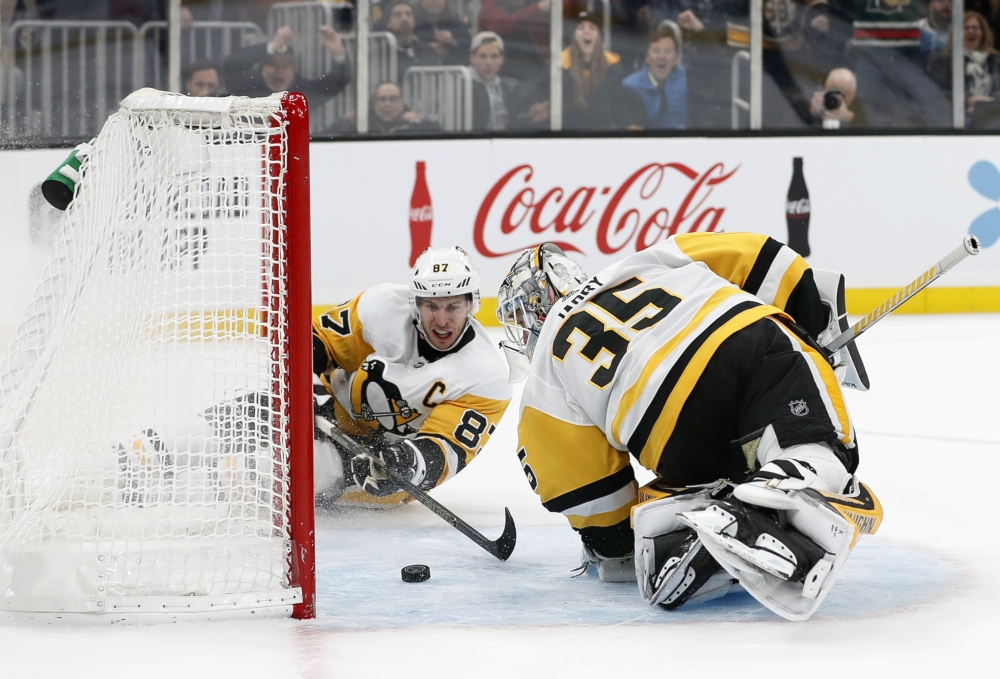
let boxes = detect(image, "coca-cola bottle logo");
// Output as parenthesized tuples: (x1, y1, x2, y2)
(473, 162, 739, 258)
(409, 205, 434, 222)
(786, 198, 810, 215)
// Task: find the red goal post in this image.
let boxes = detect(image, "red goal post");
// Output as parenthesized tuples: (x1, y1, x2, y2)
(0, 89, 315, 622)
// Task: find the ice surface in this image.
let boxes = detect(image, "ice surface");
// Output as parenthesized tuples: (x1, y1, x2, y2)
(2, 319, 1000, 677)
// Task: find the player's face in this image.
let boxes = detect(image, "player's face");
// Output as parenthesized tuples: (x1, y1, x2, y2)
(185, 68, 219, 97)
(471, 43, 504, 81)
(418, 295, 472, 350)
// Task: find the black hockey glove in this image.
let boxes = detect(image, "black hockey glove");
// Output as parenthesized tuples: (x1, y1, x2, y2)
(350, 439, 426, 497)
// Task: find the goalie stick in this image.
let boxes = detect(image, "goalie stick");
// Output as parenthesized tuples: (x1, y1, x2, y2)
(315, 417, 517, 562)
(824, 235, 981, 352)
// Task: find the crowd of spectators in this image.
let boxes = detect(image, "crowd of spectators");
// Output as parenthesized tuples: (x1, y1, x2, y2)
(6, 0, 1000, 136)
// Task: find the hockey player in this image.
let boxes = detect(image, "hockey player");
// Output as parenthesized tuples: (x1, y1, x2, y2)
(313, 247, 512, 507)
(497, 233, 881, 621)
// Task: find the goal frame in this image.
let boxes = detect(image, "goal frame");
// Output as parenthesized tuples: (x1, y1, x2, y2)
(282, 91, 316, 621)
(0, 90, 316, 624)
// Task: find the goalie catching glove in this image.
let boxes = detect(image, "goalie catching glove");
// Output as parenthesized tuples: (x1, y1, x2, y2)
(350, 439, 429, 497)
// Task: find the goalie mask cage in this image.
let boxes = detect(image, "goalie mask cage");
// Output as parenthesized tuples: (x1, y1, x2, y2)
(0, 89, 315, 622)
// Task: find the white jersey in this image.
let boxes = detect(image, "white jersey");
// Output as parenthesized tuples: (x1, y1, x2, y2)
(314, 284, 512, 502)
(516, 234, 853, 532)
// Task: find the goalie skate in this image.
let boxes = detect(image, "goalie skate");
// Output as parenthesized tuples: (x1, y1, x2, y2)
(678, 500, 826, 583)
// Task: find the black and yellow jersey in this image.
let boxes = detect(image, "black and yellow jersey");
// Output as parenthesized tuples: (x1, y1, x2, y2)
(313, 284, 511, 505)
(516, 234, 853, 533)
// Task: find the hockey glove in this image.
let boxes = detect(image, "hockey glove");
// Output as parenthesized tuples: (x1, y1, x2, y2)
(350, 439, 427, 497)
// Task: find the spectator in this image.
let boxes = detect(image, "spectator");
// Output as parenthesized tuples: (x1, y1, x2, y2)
(333, 82, 444, 135)
(928, 12, 1000, 127)
(222, 25, 351, 107)
(920, 0, 953, 54)
(478, 0, 550, 81)
(381, 0, 443, 82)
(182, 60, 222, 96)
(622, 25, 687, 129)
(560, 12, 646, 130)
(808, 67, 858, 128)
(639, 0, 738, 129)
(414, 0, 472, 66)
(849, 0, 951, 127)
(469, 31, 524, 130)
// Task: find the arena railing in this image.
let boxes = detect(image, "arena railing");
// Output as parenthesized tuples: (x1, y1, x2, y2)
(4, 20, 140, 139)
(402, 65, 473, 132)
(136, 21, 266, 91)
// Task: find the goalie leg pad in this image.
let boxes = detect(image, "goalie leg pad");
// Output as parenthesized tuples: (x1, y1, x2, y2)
(632, 482, 734, 607)
(679, 488, 858, 621)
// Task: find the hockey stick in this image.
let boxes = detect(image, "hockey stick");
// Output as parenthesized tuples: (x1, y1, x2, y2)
(315, 417, 517, 561)
(824, 235, 981, 353)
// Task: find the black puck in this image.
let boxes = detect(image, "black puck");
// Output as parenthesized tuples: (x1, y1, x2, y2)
(401, 564, 430, 583)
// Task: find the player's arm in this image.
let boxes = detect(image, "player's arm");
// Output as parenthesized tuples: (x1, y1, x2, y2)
(671, 232, 826, 337)
(312, 294, 375, 384)
(348, 394, 510, 497)
(409, 394, 511, 488)
(517, 406, 637, 558)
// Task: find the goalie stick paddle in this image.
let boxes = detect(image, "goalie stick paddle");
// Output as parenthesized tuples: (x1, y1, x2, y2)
(824, 235, 981, 353)
(316, 419, 517, 561)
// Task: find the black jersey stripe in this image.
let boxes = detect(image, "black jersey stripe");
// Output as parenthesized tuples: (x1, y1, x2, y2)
(742, 237, 784, 296)
(627, 300, 762, 455)
(542, 464, 636, 514)
(313, 332, 334, 375)
(417, 433, 469, 473)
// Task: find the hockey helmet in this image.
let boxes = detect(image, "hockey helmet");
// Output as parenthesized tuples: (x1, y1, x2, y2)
(496, 243, 588, 377)
(409, 246, 481, 320)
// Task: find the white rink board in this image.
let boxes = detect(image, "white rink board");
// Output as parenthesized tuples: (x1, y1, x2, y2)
(309, 136, 1000, 302)
(3, 137, 1000, 317)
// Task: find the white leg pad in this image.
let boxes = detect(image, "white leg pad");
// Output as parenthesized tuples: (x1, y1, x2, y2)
(680, 490, 856, 621)
(632, 485, 722, 605)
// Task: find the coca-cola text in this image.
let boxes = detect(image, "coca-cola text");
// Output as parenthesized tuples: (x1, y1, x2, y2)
(474, 162, 739, 258)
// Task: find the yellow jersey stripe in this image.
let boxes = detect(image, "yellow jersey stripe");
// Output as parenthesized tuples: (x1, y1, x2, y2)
(778, 322, 854, 446)
(611, 285, 745, 445)
(639, 304, 783, 470)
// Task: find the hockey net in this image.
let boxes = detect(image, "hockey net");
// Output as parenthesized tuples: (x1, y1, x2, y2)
(0, 89, 314, 621)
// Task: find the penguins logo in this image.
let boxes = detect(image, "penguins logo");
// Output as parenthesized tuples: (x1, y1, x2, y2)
(352, 359, 421, 435)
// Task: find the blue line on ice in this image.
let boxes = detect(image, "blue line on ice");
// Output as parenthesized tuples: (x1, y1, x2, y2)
(314, 524, 953, 629)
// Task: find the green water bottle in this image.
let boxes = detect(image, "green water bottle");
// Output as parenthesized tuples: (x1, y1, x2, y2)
(41, 138, 96, 210)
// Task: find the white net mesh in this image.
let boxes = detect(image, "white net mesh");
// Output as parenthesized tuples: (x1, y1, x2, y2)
(0, 90, 300, 615)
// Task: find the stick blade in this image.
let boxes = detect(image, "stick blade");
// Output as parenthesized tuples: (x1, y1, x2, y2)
(491, 508, 517, 561)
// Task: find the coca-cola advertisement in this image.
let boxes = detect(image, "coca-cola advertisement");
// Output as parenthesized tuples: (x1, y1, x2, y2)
(307, 136, 999, 304)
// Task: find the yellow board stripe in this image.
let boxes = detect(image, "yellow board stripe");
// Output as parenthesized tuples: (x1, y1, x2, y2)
(313, 286, 1000, 329)
(610, 285, 744, 446)
(639, 304, 783, 471)
(844, 286, 1000, 315)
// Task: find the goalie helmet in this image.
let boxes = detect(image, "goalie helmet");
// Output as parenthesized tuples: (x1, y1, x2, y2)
(409, 246, 481, 320)
(496, 243, 588, 374)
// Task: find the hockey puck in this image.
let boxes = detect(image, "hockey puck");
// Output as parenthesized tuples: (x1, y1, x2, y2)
(401, 564, 430, 583)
